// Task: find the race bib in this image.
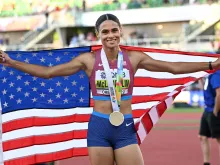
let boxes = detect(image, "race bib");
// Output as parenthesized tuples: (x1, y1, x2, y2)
(95, 69, 130, 95)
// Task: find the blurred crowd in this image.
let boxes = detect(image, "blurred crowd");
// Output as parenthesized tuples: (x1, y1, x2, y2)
(68, 30, 147, 47)
(69, 32, 97, 47)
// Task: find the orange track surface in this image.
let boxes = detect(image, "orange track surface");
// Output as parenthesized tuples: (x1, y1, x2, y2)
(57, 112, 219, 165)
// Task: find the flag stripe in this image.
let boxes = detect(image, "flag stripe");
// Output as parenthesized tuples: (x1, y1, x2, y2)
(3, 122, 89, 141)
(2, 115, 90, 133)
(2, 108, 93, 123)
(132, 85, 187, 95)
(135, 69, 208, 79)
(134, 77, 196, 87)
(4, 139, 87, 161)
(4, 147, 88, 165)
(3, 130, 88, 151)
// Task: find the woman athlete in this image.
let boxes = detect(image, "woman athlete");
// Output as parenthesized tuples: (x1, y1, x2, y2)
(1, 14, 220, 165)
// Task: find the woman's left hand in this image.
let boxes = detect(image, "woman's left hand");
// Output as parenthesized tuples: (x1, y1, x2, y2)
(212, 58, 220, 69)
(213, 110, 219, 117)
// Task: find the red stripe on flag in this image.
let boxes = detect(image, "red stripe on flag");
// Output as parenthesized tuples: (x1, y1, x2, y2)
(3, 114, 91, 133)
(4, 147, 88, 165)
(134, 77, 196, 87)
(140, 113, 153, 134)
(132, 109, 149, 118)
(131, 93, 169, 103)
(3, 130, 87, 151)
(156, 100, 168, 117)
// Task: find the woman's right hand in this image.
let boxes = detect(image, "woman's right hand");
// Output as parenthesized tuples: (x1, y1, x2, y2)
(0, 50, 12, 66)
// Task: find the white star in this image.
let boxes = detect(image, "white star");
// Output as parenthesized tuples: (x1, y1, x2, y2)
(48, 52, 53, 56)
(48, 63, 53, 67)
(9, 82, 14, 87)
(33, 77, 38, 81)
(24, 92, 30, 97)
(40, 57, 45, 63)
(9, 71, 14, 75)
(79, 74, 84, 79)
(64, 52, 69, 55)
(17, 99, 22, 104)
(55, 57, 61, 62)
(2, 89, 7, 95)
(16, 53, 21, 58)
(63, 98, 68, 103)
(32, 53, 37, 57)
(17, 75, 22, 80)
(64, 87, 69, 93)
(72, 81, 77, 86)
(32, 87, 38, 92)
(72, 93, 77, 97)
(56, 81, 61, 86)
(9, 94, 14, 99)
(48, 99, 53, 103)
(79, 98, 84, 102)
(80, 86, 85, 91)
(2, 77, 7, 83)
(40, 93, 46, 97)
(40, 82, 46, 87)
(17, 87, 22, 92)
(1, 66, 6, 71)
(64, 76, 69, 80)
(24, 58, 30, 63)
(48, 87, 54, 93)
(24, 81, 30, 86)
(56, 93, 61, 98)
(32, 98, 37, 102)
(3, 102, 8, 107)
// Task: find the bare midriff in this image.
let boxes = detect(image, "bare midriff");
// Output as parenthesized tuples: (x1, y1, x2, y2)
(93, 99, 132, 115)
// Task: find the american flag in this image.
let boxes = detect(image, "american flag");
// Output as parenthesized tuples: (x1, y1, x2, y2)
(0, 45, 219, 165)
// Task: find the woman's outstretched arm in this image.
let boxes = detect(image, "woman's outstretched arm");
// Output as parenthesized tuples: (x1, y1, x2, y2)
(0, 50, 89, 79)
(136, 51, 220, 74)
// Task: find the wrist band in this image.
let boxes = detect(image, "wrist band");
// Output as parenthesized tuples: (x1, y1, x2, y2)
(209, 61, 213, 70)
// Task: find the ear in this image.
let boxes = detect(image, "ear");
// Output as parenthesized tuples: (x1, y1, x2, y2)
(120, 28, 123, 37)
(95, 30, 99, 38)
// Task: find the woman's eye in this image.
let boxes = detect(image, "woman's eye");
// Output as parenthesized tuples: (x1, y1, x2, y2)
(102, 31, 108, 34)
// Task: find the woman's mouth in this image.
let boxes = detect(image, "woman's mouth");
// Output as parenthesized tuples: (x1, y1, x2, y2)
(107, 39, 116, 43)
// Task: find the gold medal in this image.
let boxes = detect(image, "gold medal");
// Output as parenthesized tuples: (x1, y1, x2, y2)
(109, 111, 124, 126)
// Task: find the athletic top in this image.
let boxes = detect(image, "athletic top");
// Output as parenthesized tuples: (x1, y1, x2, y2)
(89, 48, 134, 101)
(203, 70, 220, 112)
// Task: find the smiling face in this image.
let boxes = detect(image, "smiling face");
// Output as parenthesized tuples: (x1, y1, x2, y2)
(97, 20, 122, 49)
